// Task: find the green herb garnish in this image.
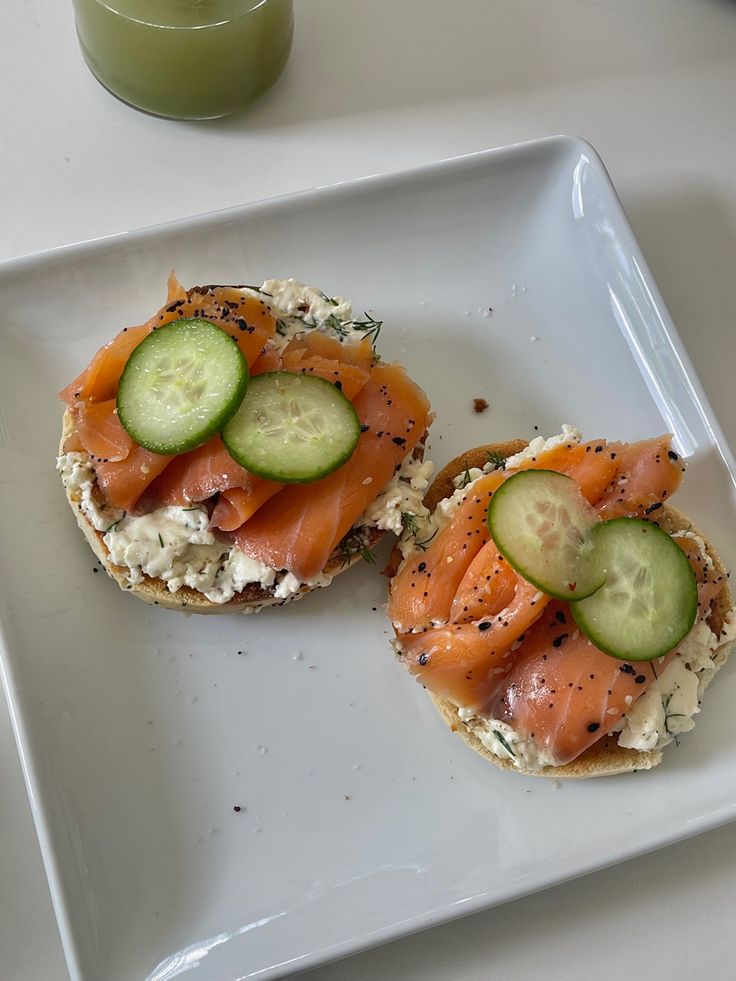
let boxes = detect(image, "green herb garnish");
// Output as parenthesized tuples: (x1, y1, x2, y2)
(414, 528, 438, 552)
(492, 729, 516, 758)
(324, 311, 383, 350)
(339, 535, 377, 568)
(401, 512, 421, 536)
(486, 451, 507, 470)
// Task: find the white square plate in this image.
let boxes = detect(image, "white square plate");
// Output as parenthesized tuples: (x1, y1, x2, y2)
(2, 136, 736, 981)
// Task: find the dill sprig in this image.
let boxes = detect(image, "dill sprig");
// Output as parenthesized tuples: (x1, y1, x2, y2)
(414, 528, 438, 552)
(457, 468, 473, 489)
(351, 312, 383, 346)
(324, 311, 383, 350)
(486, 451, 507, 470)
(401, 512, 421, 536)
(663, 692, 686, 737)
(492, 729, 516, 758)
(339, 537, 377, 568)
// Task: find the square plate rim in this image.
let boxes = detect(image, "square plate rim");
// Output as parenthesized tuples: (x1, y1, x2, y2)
(2, 133, 736, 981)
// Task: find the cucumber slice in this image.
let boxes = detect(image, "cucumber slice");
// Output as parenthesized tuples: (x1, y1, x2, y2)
(571, 518, 698, 661)
(117, 318, 248, 454)
(487, 469, 605, 600)
(222, 371, 360, 483)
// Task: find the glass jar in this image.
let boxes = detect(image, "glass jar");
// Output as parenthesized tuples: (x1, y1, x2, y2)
(72, 0, 294, 120)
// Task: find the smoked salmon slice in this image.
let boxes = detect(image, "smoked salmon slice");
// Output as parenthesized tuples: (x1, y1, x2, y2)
(514, 440, 623, 504)
(484, 601, 669, 766)
(282, 331, 375, 369)
(388, 471, 505, 633)
(449, 540, 518, 623)
(70, 399, 134, 463)
(281, 332, 372, 400)
(141, 435, 254, 507)
(210, 483, 285, 532)
(140, 435, 284, 527)
(398, 578, 551, 709)
(234, 362, 431, 581)
(250, 345, 283, 375)
(597, 436, 685, 519)
(95, 446, 174, 512)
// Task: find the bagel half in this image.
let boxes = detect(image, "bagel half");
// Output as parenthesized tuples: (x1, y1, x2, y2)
(58, 277, 435, 614)
(391, 442, 735, 778)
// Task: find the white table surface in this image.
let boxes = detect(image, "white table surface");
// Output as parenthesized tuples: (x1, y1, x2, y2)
(4, 1, 736, 978)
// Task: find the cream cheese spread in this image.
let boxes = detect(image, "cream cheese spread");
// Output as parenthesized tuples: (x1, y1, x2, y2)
(256, 277, 378, 350)
(360, 457, 434, 536)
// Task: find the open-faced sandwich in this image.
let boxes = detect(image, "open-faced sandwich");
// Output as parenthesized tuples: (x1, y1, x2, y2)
(57, 276, 432, 613)
(387, 427, 736, 777)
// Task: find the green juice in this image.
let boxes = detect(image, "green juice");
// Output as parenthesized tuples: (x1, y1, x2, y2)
(72, 0, 293, 119)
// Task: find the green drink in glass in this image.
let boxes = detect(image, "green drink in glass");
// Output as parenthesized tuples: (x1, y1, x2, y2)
(72, 0, 294, 119)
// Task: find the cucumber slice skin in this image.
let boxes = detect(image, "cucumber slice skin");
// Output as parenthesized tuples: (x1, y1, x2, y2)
(487, 469, 606, 601)
(222, 371, 361, 484)
(117, 318, 249, 455)
(571, 518, 698, 662)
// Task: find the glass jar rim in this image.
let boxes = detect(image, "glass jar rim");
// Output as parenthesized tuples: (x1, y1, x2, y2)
(87, 0, 281, 31)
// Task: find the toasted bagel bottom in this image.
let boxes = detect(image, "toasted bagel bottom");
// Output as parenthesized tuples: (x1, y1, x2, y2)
(394, 442, 734, 779)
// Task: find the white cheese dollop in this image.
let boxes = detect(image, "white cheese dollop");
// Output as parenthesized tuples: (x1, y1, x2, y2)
(258, 277, 376, 350)
(261, 279, 353, 327)
(103, 507, 278, 603)
(617, 658, 699, 751)
(261, 277, 353, 326)
(57, 452, 123, 532)
(360, 456, 435, 536)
